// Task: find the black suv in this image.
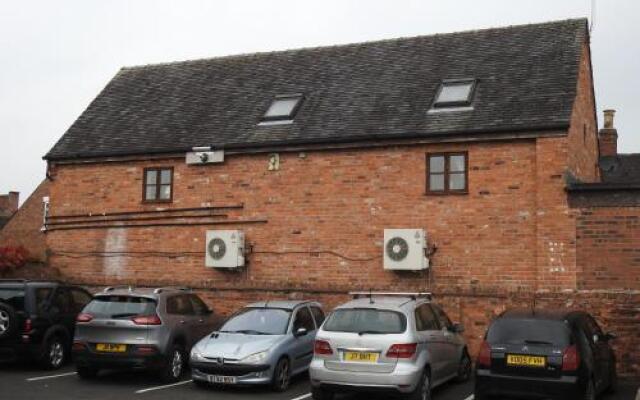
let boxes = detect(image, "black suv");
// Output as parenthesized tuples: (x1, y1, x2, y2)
(0, 279, 92, 369)
(475, 309, 617, 400)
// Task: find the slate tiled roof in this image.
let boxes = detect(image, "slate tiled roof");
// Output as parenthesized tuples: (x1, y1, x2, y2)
(600, 155, 640, 184)
(45, 19, 588, 161)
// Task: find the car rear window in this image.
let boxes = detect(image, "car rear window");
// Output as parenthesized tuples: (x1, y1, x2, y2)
(487, 318, 571, 347)
(83, 296, 157, 319)
(323, 308, 406, 334)
(0, 288, 25, 310)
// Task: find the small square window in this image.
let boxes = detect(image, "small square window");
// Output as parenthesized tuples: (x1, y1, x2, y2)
(262, 94, 304, 121)
(426, 153, 468, 194)
(143, 167, 173, 202)
(433, 79, 476, 108)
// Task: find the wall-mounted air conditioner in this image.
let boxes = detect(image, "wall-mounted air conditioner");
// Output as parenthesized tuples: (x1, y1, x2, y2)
(383, 229, 429, 271)
(205, 230, 245, 268)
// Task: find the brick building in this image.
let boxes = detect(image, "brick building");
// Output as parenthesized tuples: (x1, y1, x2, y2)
(0, 191, 19, 230)
(38, 19, 640, 376)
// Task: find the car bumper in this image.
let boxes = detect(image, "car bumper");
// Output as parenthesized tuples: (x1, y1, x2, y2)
(309, 358, 423, 394)
(475, 369, 584, 399)
(73, 346, 165, 370)
(190, 361, 272, 385)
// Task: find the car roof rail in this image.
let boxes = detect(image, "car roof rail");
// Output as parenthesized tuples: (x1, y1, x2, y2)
(349, 291, 433, 301)
(103, 285, 135, 293)
(153, 287, 191, 294)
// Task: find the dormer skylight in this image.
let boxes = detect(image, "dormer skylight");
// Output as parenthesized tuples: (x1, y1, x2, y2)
(433, 79, 476, 108)
(262, 94, 304, 122)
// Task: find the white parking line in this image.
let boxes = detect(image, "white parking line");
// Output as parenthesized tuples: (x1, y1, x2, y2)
(26, 372, 78, 381)
(290, 394, 311, 400)
(463, 395, 474, 400)
(135, 379, 192, 394)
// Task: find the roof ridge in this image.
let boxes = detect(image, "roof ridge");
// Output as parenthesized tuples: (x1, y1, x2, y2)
(120, 18, 588, 71)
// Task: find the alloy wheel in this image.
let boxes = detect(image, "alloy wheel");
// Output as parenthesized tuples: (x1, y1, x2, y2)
(421, 372, 431, 400)
(0, 310, 9, 335)
(49, 340, 64, 368)
(171, 350, 183, 378)
(276, 359, 290, 390)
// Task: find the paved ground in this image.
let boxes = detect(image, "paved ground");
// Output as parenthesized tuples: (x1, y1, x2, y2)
(0, 362, 637, 400)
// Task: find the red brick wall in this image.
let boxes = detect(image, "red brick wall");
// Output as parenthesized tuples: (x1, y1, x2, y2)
(0, 191, 19, 218)
(576, 208, 640, 290)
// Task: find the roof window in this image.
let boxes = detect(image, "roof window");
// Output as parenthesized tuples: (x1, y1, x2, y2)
(433, 79, 476, 108)
(262, 94, 304, 122)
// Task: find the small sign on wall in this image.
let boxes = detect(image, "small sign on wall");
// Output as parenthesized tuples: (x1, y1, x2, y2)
(268, 153, 280, 171)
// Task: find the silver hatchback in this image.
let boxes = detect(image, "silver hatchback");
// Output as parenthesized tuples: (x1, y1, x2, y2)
(309, 293, 470, 400)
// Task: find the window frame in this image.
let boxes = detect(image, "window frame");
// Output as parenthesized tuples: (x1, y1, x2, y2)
(432, 79, 477, 108)
(426, 152, 469, 195)
(142, 167, 174, 203)
(261, 94, 304, 122)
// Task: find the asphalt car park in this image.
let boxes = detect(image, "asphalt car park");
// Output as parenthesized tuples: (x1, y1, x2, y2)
(1, 362, 638, 400)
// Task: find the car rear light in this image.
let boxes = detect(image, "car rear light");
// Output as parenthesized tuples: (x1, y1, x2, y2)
(314, 339, 333, 355)
(477, 340, 492, 368)
(562, 345, 580, 371)
(135, 345, 158, 355)
(387, 343, 418, 359)
(76, 313, 94, 323)
(22, 318, 32, 333)
(131, 314, 162, 325)
(72, 341, 86, 351)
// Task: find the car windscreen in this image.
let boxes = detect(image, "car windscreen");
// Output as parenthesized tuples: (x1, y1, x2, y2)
(83, 296, 157, 319)
(487, 318, 571, 347)
(0, 288, 25, 310)
(323, 308, 407, 334)
(220, 307, 291, 335)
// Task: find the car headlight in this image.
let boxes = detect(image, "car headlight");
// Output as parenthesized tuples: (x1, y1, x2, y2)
(241, 351, 268, 364)
(191, 348, 206, 362)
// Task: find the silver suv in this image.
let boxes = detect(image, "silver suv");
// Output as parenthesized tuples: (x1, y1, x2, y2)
(309, 293, 470, 400)
(72, 287, 221, 382)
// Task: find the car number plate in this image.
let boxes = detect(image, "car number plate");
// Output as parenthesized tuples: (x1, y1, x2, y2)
(344, 351, 378, 363)
(95, 343, 127, 353)
(207, 375, 237, 384)
(506, 354, 546, 367)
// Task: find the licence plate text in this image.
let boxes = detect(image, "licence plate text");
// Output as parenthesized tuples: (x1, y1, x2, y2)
(207, 375, 237, 384)
(506, 354, 546, 367)
(344, 351, 378, 363)
(95, 343, 127, 353)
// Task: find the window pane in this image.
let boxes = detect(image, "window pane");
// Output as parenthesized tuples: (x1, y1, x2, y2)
(264, 97, 300, 118)
(450, 155, 466, 172)
(429, 156, 445, 173)
(429, 174, 445, 191)
(449, 173, 466, 190)
(145, 185, 157, 200)
(159, 185, 171, 200)
(436, 82, 473, 104)
(160, 169, 172, 184)
(145, 170, 157, 185)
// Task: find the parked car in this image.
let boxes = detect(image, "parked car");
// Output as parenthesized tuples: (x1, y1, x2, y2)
(73, 286, 221, 382)
(0, 279, 93, 369)
(190, 300, 325, 391)
(309, 292, 470, 400)
(474, 309, 617, 400)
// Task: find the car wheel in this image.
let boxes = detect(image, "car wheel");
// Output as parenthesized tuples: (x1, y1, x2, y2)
(455, 349, 472, 383)
(311, 387, 334, 400)
(0, 303, 18, 340)
(41, 336, 66, 369)
(408, 369, 431, 400)
(160, 345, 185, 383)
(76, 366, 99, 379)
(271, 357, 291, 392)
(583, 377, 596, 400)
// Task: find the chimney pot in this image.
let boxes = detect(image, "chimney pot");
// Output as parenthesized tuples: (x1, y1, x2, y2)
(603, 109, 616, 129)
(599, 109, 618, 157)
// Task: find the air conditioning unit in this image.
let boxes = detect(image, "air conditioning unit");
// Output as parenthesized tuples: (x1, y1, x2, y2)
(383, 229, 429, 271)
(205, 230, 245, 268)
(186, 147, 224, 165)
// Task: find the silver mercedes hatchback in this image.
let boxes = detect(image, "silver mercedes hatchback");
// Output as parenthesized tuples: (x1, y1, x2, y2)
(309, 293, 470, 400)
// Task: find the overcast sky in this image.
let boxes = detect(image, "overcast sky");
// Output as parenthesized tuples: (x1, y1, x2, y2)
(1, 0, 639, 203)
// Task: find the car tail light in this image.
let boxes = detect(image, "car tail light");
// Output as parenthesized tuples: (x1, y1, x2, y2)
(314, 339, 333, 355)
(76, 313, 93, 323)
(477, 340, 492, 368)
(22, 318, 32, 333)
(131, 314, 162, 325)
(72, 341, 86, 351)
(387, 343, 418, 359)
(562, 345, 580, 371)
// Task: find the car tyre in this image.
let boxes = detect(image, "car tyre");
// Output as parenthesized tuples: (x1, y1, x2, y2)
(0, 303, 18, 340)
(311, 386, 334, 400)
(41, 335, 67, 370)
(455, 349, 472, 383)
(408, 368, 431, 400)
(160, 344, 185, 383)
(76, 366, 99, 379)
(583, 377, 596, 400)
(271, 357, 291, 392)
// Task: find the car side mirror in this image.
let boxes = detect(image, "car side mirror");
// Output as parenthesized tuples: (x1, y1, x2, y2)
(294, 327, 308, 337)
(450, 323, 464, 333)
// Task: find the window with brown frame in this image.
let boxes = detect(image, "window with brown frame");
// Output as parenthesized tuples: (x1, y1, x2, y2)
(426, 153, 468, 194)
(143, 167, 173, 202)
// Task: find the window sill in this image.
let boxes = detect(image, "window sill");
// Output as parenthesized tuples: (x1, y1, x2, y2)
(424, 191, 469, 196)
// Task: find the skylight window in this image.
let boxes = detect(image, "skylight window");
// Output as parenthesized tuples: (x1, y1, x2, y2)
(262, 94, 304, 121)
(433, 79, 476, 108)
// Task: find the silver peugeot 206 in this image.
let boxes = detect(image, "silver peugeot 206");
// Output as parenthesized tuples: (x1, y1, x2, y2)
(190, 300, 325, 391)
